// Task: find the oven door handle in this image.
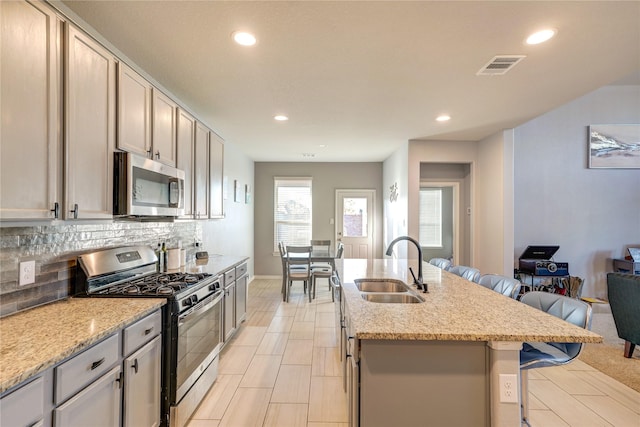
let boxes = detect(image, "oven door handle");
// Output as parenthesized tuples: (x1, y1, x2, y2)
(178, 291, 223, 326)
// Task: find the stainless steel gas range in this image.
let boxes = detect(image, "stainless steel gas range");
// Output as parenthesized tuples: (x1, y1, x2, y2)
(75, 246, 223, 427)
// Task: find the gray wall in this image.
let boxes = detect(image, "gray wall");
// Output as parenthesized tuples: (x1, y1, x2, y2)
(254, 162, 383, 276)
(514, 84, 640, 298)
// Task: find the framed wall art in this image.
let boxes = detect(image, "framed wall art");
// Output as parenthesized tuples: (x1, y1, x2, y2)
(588, 124, 640, 169)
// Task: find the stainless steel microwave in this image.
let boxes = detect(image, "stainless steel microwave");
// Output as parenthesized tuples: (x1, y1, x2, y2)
(114, 152, 185, 217)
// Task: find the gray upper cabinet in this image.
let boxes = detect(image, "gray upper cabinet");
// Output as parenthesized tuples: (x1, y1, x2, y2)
(152, 89, 178, 167)
(194, 122, 209, 219)
(209, 131, 225, 219)
(117, 63, 152, 158)
(64, 24, 116, 220)
(177, 108, 196, 219)
(0, 0, 61, 220)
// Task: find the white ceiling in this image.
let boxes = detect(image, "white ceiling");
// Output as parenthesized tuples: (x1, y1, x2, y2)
(59, 0, 640, 162)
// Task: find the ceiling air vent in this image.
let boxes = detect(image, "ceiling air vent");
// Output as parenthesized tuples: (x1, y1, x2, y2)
(476, 55, 526, 76)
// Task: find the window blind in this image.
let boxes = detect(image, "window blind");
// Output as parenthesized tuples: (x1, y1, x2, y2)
(274, 177, 312, 251)
(419, 188, 442, 247)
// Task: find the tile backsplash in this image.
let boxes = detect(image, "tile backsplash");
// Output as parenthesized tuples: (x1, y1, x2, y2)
(0, 221, 202, 317)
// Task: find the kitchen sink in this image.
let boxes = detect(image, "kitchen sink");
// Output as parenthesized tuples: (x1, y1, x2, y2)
(354, 278, 409, 293)
(360, 293, 424, 304)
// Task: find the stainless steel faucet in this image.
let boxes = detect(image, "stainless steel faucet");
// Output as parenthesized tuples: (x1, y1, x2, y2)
(385, 236, 427, 293)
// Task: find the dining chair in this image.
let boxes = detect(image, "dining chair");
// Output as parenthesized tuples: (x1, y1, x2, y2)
(477, 274, 522, 299)
(309, 240, 334, 301)
(448, 265, 481, 283)
(428, 257, 451, 270)
(285, 245, 313, 302)
(519, 292, 592, 424)
(311, 242, 345, 301)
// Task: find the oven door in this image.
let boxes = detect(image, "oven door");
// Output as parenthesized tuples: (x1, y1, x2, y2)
(175, 291, 223, 402)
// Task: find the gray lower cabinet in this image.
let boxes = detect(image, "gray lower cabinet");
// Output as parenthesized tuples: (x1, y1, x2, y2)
(0, 309, 162, 427)
(122, 310, 162, 427)
(223, 279, 236, 342)
(54, 365, 122, 427)
(123, 336, 161, 427)
(235, 263, 248, 325)
(0, 377, 45, 427)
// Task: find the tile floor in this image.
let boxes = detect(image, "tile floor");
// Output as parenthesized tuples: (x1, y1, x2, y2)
(187, 279, 640, 427)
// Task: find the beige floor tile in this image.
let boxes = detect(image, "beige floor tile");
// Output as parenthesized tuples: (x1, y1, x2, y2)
(276, 303, 299, 317)
(219, 388, 271, 427)
(283, 339, 314, 365)
(264, 403, 308, 427)
(257, 332, 289, 355)
(315, 311, 335, 328)
(312, 347, 341, 377)
(527, 409, 570, 426)
(229, 326, 267, 346)
(574, 395, 640, 427)
(290, 322, 316, 340)
(537, 366, 604, 396)
(314, 327, 337, 348)
(187, 419, 220, 427)
(267, 315, 295, 333)
(271, 365, 312, 403)
(308, 377, 348, 423)
(295, 307, 318, 323)
(529, 379, 612, 426)
(307, 423, 348, 427)
(239, 354, 282, 388)
(191, 374, 243, 420)
(218, 345, 257, 375)
(315, 300, 336, 313)
(245, 310, 277, 327)
(574, 370, 640, 415)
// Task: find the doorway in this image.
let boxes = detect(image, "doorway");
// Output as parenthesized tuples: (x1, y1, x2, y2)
(419, 181, 460, 266)
(335, 190, 375, 260)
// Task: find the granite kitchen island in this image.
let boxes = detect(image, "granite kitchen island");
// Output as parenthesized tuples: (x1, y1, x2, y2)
(336, 259, 602, 427)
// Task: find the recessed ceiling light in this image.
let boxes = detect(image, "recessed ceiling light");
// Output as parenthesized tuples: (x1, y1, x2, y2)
(436, 115, 451, 122)
(526, 29, 557, 45)
(232, 31, 257, 46)
(274, 115, 288, 121)
(318, 144, 327, 148)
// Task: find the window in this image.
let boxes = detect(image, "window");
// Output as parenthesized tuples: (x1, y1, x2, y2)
(274, 177, 312, 251)
(419, 188, 442, 247)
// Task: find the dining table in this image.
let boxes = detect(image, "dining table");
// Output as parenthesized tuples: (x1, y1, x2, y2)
(283, 247, 337, 302)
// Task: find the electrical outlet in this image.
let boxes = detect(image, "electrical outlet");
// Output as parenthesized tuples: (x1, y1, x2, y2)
(19, 260, 36, 286)
(499, 374, 518, 403)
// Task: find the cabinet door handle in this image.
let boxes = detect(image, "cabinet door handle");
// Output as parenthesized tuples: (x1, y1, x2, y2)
(70, 203, 79, 219)
(91, 357, 105, 370)
(115, 371, 123, 389)
(132, 358, 139, 374)
(144, 326, 154, 335)
(50, 202, 60, 219)
(155, 150, 160, 160)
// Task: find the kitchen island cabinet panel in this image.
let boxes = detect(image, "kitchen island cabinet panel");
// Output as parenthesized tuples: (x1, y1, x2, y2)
(65, 24, 116, 220)
(0, 0, 61, 220)
(117, 63, 152, 158)
(177, 108, 196, 219)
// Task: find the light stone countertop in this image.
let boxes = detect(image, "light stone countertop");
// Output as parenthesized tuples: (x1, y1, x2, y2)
(0, 297, 165, 394)
(338, 258, 603, 343)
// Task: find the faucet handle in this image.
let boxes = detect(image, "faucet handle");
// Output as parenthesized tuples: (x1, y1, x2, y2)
(409, 267, 428, 293)
(409, 267, 418, 284)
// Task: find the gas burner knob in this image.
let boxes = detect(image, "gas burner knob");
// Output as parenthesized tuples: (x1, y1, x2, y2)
(209, 282, 219, 292)
(183, 295, 198, 307)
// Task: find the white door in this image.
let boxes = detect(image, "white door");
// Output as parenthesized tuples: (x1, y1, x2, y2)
(336, 190, 374, 260)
